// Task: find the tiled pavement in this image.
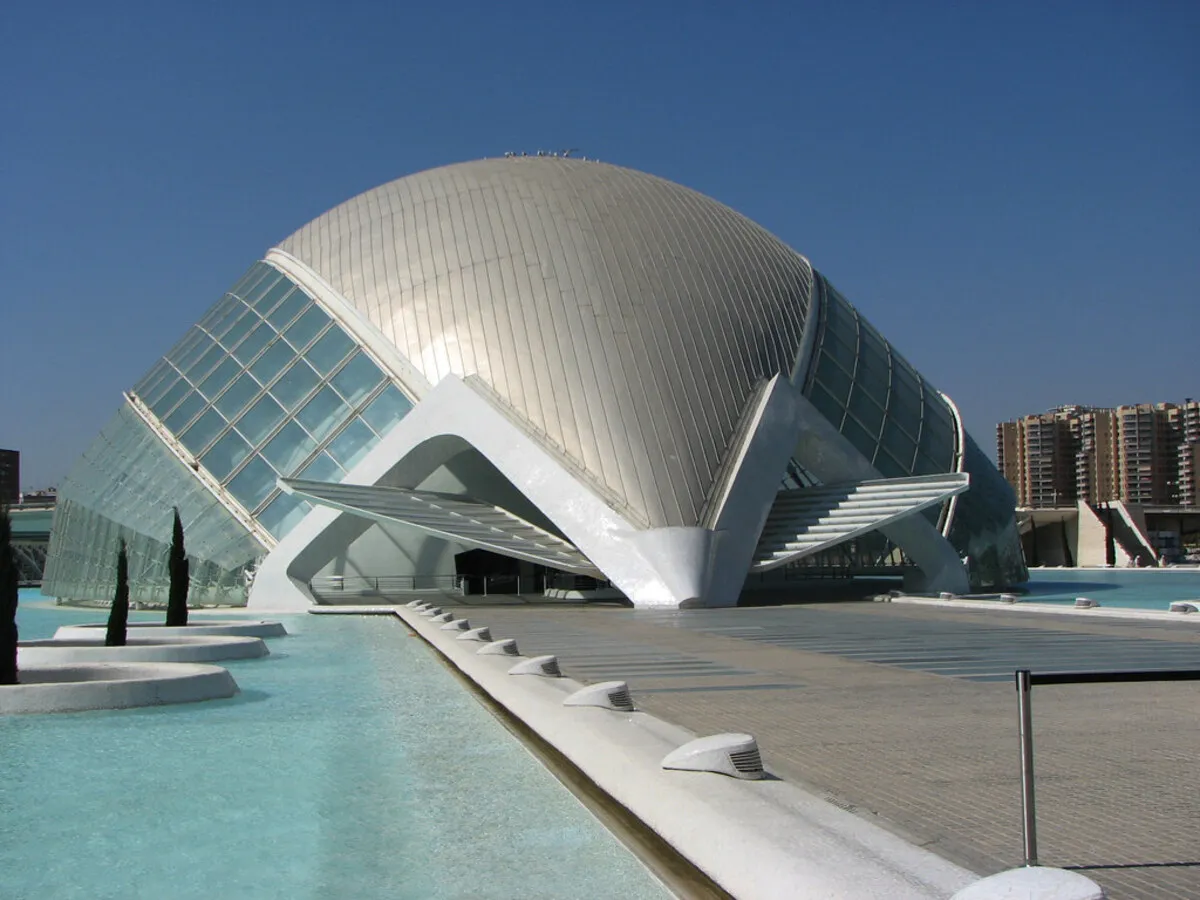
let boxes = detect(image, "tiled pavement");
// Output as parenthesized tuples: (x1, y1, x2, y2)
(464, 601, 1200, 900)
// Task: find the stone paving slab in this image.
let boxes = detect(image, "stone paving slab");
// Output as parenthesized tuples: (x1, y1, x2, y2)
(471, 601, 1200, 900)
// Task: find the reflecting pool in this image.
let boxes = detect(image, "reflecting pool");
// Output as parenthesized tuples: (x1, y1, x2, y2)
(2, 591, 670, 900)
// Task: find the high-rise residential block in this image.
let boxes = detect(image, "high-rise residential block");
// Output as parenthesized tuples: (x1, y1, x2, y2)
(999, 400, 1199, 508)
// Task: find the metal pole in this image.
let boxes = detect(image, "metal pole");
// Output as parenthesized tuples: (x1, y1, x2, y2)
(1016, 668, 1039, 867)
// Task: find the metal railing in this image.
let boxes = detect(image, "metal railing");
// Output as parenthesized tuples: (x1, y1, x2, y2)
(1014, 667, 1200, 867)
(309, 574, 465, 599)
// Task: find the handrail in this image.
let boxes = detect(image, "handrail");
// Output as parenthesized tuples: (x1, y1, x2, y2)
(1014, 667, 1200, 867)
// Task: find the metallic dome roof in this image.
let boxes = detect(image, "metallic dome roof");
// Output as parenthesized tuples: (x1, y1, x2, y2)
(276, 157, 814, 528)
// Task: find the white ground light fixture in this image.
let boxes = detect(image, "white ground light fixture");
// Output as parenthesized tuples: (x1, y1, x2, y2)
(563, 681, 635, 712)
(661, 733, 765, 780)
(508, 655, 562, 677)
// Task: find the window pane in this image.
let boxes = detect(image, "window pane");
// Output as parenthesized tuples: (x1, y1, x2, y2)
(306, 328, 355, 374)
(198, 356, 240, 400)
(261, 421, 316, 476)
(250, 339, 296, 385)
(174, 331, 213, 373)
(179, 408, 227, 455)
(283, 306, 328, 351)
(848, 386, 885, 438)
(231, 322, 275, 365)
(150, 377, 189, 418)
(253, 276, 294, 315)
(875, 449, 909, 478)
(298, 451, 343, 484)
(218, 308, 257, 350)
(226, 456, 279, 512)
(207, 297, 247, 340)
(360, 385, 413, 436)
(839, 415, 878, 461)
(266, 289, 308, 329)
(187, 341, 224, 381)
(135, 360, 171, 402)
(230, 264, 270, 300)
(822, 329, 858, 372)
(201, 430, 252, 482)
(880, 420, 917, 472)
(326, 419, 376, 471)
(213, 372, 262, 419)
(296, 387, 347, 442)
(816, 357, 852, 405)
(330, 352, 383, 406)
(164, 392, 206, 434)
(244, 271, 283, 307)
(807, 383, 846, 428)
(271, 360, 320, 410)
(236, 395, 287, 445)
(258, 491, 311, 539)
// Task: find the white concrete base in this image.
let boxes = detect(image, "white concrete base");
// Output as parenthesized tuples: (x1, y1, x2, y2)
(53, 620, 288, 640)
(952, 867, 1105, 899)
(18, 635, 269, 665)
(0, 663, 239, 714)
(396, 607, 976, 900)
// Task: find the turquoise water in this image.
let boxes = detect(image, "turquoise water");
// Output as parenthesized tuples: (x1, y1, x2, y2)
(1021, 569, 1200, 609)
(2, 591, 670, 900)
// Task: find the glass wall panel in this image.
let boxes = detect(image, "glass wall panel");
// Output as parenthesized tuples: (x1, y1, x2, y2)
(179, 408, 227, 455)
(327, 419, 376, 470)
(163, 392, 206, 434)
(214, 372, 262, 419)
(271, 361, 320, 410)
(198, 356, 241, 399)
(361, 385, 414, 436)
(296, 387, 347, 442)
(262, 421, 316, 475)
(230, 263, 270, 300)
(306, 328, 355, 374)
(43, 404, 266, 605)
(258, 492, 311, 539)
(232, 322, 275, 365)
(151, 378, 190, 418)
(226, 457, 278, 512)
(800, 272, 958, 484)
(283, 306, 328, 351)
(254, 277, 293, 316)
(331, 352, 383, 405)
(186, 340, 224, 381)
(171, 330, 210, 372)
(201, 430, 252, 481)
(244, 270, 282, 306)
(250, 339, 295, 385)
(218, 308, 257, 350)
(266, 289, 308, 328)
(299, 451, 343, 483)
(236, 395, 287, 445)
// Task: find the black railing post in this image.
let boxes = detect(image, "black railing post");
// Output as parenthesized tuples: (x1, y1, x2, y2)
(1015, 668, 1039, 867)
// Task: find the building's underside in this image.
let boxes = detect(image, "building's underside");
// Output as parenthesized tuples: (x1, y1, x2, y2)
(43, 158, 1027, 609)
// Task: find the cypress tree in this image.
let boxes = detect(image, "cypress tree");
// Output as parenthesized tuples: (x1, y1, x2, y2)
(0, 507, 19, 685)
(166, 508, 189, 627)
(105, 539, 130, 647)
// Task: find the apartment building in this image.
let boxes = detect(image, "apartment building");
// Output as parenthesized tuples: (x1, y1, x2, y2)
(998, 400, 1199, 508)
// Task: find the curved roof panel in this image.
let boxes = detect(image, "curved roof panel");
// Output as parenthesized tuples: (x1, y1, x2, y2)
(277, 158, 813, 527)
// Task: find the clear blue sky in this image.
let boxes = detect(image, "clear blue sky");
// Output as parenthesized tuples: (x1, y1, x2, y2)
(2, 0, 1196, 490)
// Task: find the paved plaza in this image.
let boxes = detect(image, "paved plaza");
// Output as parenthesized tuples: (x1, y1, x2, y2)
(456, 599, 1200, 900)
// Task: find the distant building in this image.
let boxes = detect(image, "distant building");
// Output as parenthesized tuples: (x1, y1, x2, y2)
(997, 400, 1199, 509)
(0, 449, 18, 505)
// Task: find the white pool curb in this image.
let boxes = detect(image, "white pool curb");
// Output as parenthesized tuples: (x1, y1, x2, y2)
(0, 663, 239, 714)
(18, 634, 269, 665)
(390, 606, 978, 900)
(53, 620, 288, 639)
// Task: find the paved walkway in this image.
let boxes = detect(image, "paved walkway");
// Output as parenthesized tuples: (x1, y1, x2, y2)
(464, 600, 1200, 900)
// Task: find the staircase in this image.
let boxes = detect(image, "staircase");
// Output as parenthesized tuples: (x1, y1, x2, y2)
(752, 473, 970, 571)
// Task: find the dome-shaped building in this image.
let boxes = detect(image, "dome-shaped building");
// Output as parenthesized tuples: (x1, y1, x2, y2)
(44, 158, 1025, 609)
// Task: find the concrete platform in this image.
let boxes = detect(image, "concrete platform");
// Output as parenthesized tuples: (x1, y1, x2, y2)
(18, 634, 269, 664)
(0, 663, 239, 714)
(463, 599, 1200, 900)
(53, 620, 288, 640)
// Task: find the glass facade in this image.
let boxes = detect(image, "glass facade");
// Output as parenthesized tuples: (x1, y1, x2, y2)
(133, 262, 413, 538)
(801, 273, 957, 480)
(44, 261, 416, 605)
